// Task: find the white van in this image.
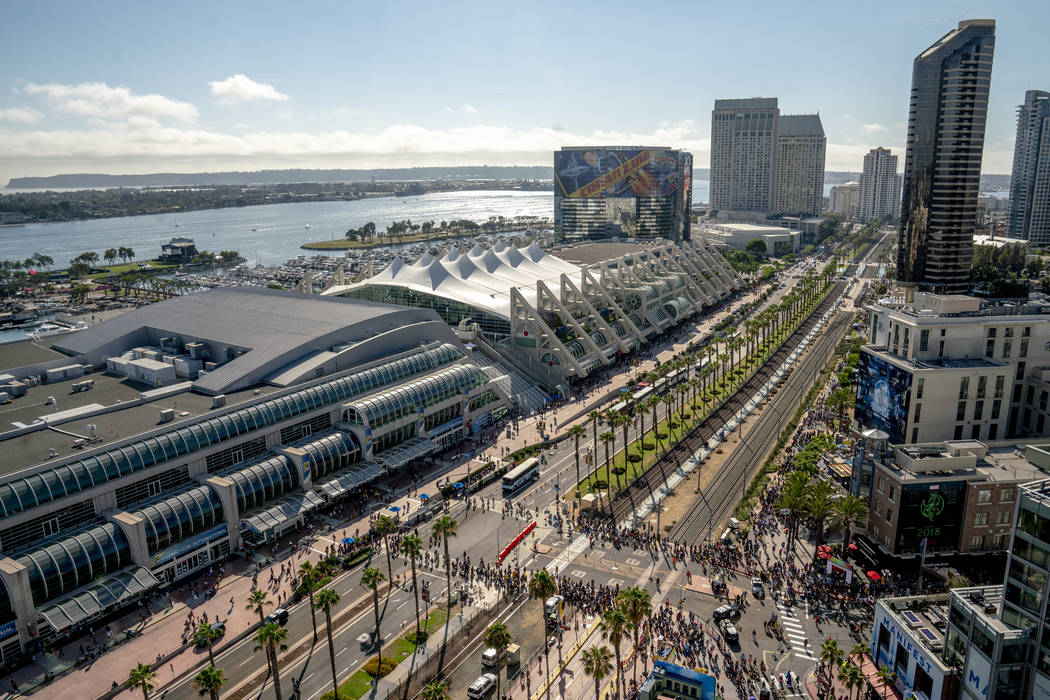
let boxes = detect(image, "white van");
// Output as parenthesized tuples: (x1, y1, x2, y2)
(544, 595, 564, 616)
(467, 673, 497, 698)
(481, 647, 506, 668)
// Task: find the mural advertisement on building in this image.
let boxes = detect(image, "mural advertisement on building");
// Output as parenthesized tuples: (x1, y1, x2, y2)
(963, 650, 991, 699)
(855, 351, 912, 444)
(896, 482, 966, 553)
(555, 149, 683, 199)
(152, 523, 228, 567)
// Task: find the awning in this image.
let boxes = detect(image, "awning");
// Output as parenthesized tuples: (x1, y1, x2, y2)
(373, 437, 440, 470)
(37, 566, 159, 631)
(315, 461, 385, 499)
(242, 490, 324, 536)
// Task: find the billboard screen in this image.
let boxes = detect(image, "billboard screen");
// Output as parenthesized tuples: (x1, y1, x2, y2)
(896, 481, 966, 553)
(555, 149, 684, 199)
(854, 351, 912, 444)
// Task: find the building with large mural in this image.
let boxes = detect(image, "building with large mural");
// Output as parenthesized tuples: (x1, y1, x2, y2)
(553, 147, 693, 241)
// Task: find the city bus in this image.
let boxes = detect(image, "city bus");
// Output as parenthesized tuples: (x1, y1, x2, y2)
(502, 457, 540, 496)
(631, 385, 654, 403)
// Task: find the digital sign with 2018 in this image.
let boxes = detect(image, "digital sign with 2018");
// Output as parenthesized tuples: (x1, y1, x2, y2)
(555, 149, 683, 199)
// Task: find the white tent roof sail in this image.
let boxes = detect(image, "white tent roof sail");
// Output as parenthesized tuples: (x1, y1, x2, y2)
(327, 244, 583, 321)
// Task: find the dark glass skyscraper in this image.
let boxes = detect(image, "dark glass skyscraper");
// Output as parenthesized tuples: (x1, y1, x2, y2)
(896, 19, 995, 296)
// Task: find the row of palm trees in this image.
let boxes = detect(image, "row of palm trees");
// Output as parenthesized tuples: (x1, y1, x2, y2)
(572, 265, 836, 508)
(776, 470, 868, 559)
(819, 638, 897, 700)
(417, 571, 652, 700)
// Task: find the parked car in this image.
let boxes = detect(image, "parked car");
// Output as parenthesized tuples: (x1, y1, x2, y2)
(751, 577, 765, 598)
(195, 621, 226, 646)
(718, 619, 739, 642)
(713, 604, 739, 620)
(467, 673, 497, 698)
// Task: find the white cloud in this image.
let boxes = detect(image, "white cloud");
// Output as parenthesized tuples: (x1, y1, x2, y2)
(0, 107, 43, 124)
(861, 123, 887, 133)
(209, 74, 288, 104)
(462, 104, 478, 114)
(276, 111, 292, 120)
(24, 81, 198, 122)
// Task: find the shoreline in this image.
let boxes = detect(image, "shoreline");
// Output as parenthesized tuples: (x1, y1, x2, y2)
(301, 224, 553, 250)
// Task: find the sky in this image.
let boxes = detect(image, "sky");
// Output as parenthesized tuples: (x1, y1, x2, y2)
(1, 0, 1048, 184)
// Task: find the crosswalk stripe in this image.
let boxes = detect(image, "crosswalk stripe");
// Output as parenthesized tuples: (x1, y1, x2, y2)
(782, 620, 803, 628)
(794, 653, 817, 661)
(787, 632, 807, 639)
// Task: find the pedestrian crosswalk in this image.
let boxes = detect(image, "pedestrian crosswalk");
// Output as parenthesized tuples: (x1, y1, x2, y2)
(777, 603, 817, 661)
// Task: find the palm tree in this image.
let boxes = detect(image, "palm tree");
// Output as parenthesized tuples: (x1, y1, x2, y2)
(298, 561, 320, 642)
(431, 515, 458, 612)
(420, 680, 450, 700)
(128, 663, 156, 700)
(361, 567, 386, 652)
(600, 430, 615, 498)
(777, 471, 810, 551)
(482, 621, 513, 699)
(568, 424, 586, 508)
(599, 606, 629, 700)
(617, 411, 631, 486)
(193, 622, 223, 667)
(247, 588, 271, 625)
(582, 645, 613, 700)
(254, 622, 288, 700)
(617, 587, 652, 685)
(827, 387, 855, 429)
(833, 494, 867, 550)
(399, 533, 424, 635)
(807, 480, 837, 560)
(838, 659, 865, 700)
(588, 409, 602, 476)
(660, 394, 674, 441)
(529, 569, 558, 696)
(875, 664, 897, 700)
(314, 587, 342, 700)
(373, 513, 397, 594)
(820, 638, 843, 683)
(192, 665, 227, 700)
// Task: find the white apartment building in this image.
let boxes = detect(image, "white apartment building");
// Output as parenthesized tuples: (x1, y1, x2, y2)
(774, 114, 826, 218)
(856, 147, 901, 223)
(829, 181, 859, 218)
(856, 293, 1050, 444)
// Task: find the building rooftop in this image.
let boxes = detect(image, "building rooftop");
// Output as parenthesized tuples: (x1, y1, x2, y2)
(949, 586, 1021, 638)
(46, 287, 440, 395)
(779, 114, 825, 138)
(877, 593, 952, 665)
(713, 97, 778, 111)
(884, 440, 1045, 483)
(554, 240, 659, 266)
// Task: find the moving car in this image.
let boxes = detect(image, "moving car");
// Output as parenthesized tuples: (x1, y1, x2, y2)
(718, 619, 739, 642)
(713, 604, 739, 620)
(266, 608, 289, 625)
(751, 577, 765, 598)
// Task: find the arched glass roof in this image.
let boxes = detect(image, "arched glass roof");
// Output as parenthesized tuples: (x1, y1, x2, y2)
(133, 485, 225, 555)
(0, 343, 462, 518)
(346, 364, 488, 429)
(15, 522, 130, 606)
(293, 431, 360, 480)
(221, 455, 298, 512)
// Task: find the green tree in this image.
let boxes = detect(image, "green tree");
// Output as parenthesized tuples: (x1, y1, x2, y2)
(67, 261, 91, 280)
(314, 587, 342, 699)
(128, 662, 156, 700)
(746, 238, 768, 256)
(298, 560, 320, 642)
(361, 567, 386, 652)
(399, 533, 425, 636)
(482, 621, 513, 699)
(617, 587, 652, 685)
(192, 665, 227, 700)
(529, 569, 558, 694)
(568, 424, 586, 509)
(600, 429, 615, 497)
(420, 680, 449, 700)
(253, 623, 288, 700)
(373, 513, 397, 593)
(875, 664, 897, 700)
(246, 588, 271, 625)
(431, 515, 458, 612)
(833, 494, 867, 550)
(582, 645, 613, 700)
(599, 606, 629, 700)
(820, 638, 843, 682)
(807, 480, 837, 559)
(104, 248, 119, 266)
(193, 622, 223, 668)
(777, 471, 810, 551)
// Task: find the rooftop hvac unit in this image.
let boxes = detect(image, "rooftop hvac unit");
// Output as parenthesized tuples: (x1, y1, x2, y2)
(159, 408, 175, 423)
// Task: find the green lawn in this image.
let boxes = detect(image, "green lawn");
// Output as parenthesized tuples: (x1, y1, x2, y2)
(572, 289, 834, 502)
(70, 259, 179, 280)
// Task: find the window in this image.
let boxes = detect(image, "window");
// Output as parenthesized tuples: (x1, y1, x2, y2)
(877, 475, 886, 493)
(42, 517, 61, 538)
(994, 534, 1006, 548)
(974, 400, 984, 420)
(959, 377, 969, 399)
(914, 403, 922, 423)
(1020, 338, 1029, 358)
(1027, 387, 1036, 405)
(995, 376, 1005, 398)
(986, 339, 995, 357)
(997, 511, 1012, 526)
(1041, 391, 1049, 412)
(987, 328, 997, 338)
(1002, 340, 1012, 359)
(917, 378, 925, 400)
(941, 328, 947, 336)
(978, 489, 992, 504)
(955, 425, 964, 440)
(888, 485, 896, 501)
(1017, 362, 1026, 381)
(977, 376, 987, 399)
(957, 401, 967, 421)
(886, 509, 893, 525)
(1023, 326, 1031, 337)
(919, 329, 929, 352)
(939, 340, 945, 357)
(992, 400, 1002, 420)
(1003, 489, 1017, 504)
(971, 535, 984, 549)
(912, 427, 919, 443)
(1005, 327, 1014, 338)
(873, 500, 882, 516)
(988, 424, 998, 441)
(903, 327, 910, 353)
(975, 512, 989, 526)
(972, 425, 981, 440)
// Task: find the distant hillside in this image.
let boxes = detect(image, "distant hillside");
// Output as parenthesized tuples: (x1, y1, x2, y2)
(7, 166, 556, 189)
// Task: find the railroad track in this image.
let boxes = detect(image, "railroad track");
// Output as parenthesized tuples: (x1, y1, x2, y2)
(601, 279, 849, 526)
(670, 309, 854, 543)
